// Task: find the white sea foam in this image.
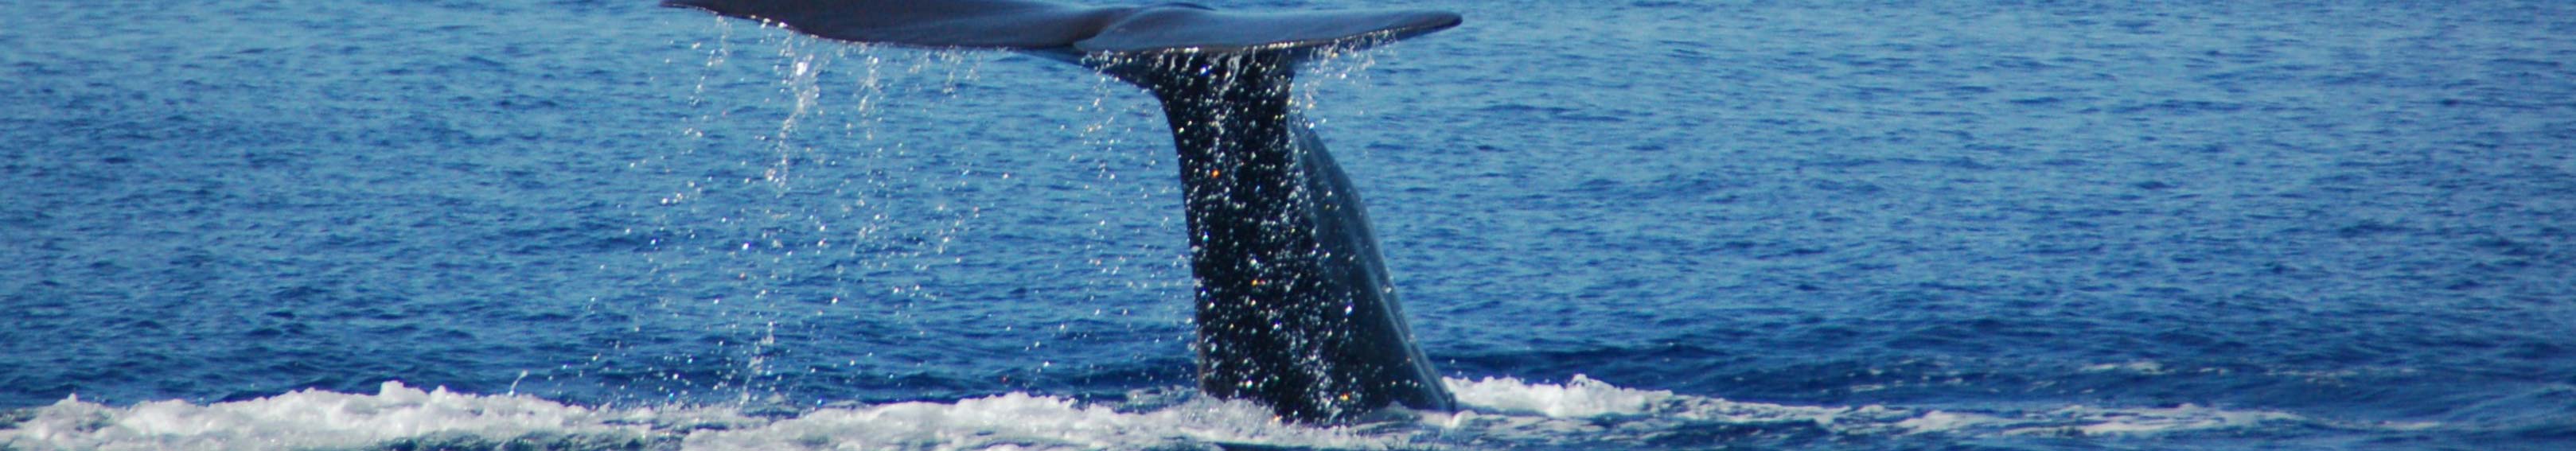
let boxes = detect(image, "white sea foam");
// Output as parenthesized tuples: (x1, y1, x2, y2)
(0, 383, 1398, 451)
(1436, 375, 2318, 441)
(2078, 360, 2169, 375)
(1445, 374, 1869, 424)
(0, 376, 2332, 450)
(1, 382, 648, 451)
(1448, 374, 1666, 418)
(1888, 403, 2320, 437)
(1999, 404, 2306, 437)
(682, 392, 1391, 450)
(1432, 374, 1914, 442)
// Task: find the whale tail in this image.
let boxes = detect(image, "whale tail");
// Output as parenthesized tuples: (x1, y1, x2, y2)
(663, 0, 1462, 423)
(659, 0, 1459, 56)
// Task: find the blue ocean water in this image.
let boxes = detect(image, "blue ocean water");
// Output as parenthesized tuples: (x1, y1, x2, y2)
(3, 0, 2572, 449)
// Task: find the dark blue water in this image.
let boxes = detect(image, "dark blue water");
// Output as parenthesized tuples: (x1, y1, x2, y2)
(4, 1, 2572, 449)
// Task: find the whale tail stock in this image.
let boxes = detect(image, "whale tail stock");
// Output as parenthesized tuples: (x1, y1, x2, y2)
(661, 0, 1463, 423)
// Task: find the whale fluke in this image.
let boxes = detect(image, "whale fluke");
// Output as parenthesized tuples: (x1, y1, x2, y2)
(661, 0, 1458, 55)
(663, 0, 1462, 424)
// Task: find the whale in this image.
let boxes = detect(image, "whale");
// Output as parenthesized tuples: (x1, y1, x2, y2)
(661, 0, 1461, 423)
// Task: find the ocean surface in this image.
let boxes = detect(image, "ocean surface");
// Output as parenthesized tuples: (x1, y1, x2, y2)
(5, 0, 2573, 449)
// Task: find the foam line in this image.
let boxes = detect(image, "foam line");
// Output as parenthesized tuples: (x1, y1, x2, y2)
(1, 377, 2346, 450)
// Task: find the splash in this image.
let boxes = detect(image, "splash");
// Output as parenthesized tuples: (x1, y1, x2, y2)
(0, 383, 1394, 451)
(620, 23, 1018, 406)
(2, 376, 2347, 450)
(1, 383, 649, 451)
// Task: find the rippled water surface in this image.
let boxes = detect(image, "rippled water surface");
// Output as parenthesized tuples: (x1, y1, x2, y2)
(4, 1, 2572, 449)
